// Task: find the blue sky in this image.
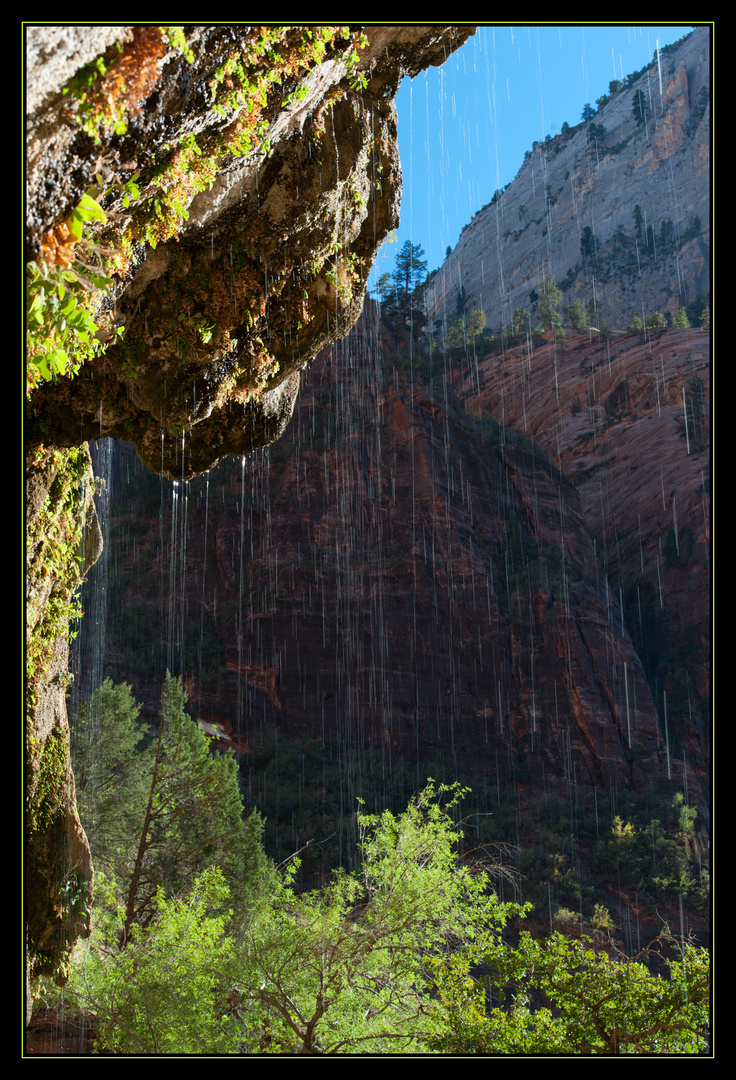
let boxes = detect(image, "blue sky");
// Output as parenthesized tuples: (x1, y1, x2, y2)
(367, 23, 696, 292)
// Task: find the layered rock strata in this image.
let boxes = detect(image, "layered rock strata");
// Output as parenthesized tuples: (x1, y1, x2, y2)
(424, 27, 710, 333)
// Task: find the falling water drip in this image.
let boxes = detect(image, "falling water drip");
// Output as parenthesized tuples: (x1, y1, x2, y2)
(682, 385, 691, 454)
(663, 690, 671, 779)
(672, 494, 679, 556)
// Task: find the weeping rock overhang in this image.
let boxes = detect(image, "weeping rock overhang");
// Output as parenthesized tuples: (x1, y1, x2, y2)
(23, 21, 474, 1007)
(26, 24, 475, 479)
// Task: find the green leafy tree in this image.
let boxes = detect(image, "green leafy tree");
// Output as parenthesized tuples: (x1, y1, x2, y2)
(229, 781, 521, 1054)
(60, 779, 710, 1055)
(659, 218, 675, 248)
(566, 297, 587, 330)
(392, 240, 427, 320)
(586, 121, 606, 148)
(467, 307, 486, 342)
(444, 308, 486, 363)
(509, 306, 531, 337)
(373, 271, 394, 304)
(627, 316, 644, 334)
(71, 867, 244, 1054)
(580, 225, 599, 262)
(428, 926, 710, 1054)
(647, 311, 667, 329)
(67, 781, 522, 1054)
(633, 203, 644, 239)
(673, 306, 690, 328)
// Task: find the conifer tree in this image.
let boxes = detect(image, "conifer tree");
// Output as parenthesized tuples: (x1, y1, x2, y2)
(71, 679, 154, 880)
(633, 88, 647, 126)
(392, 240, 427, 320)
(537, 276, 563, 332)
(123, 673, 261, 940)
(73, 672, 268, 945)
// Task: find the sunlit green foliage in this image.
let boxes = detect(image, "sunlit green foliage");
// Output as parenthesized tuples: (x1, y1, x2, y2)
(26, 193, 118, 393)
(71, 867, 243, 1054)
(63, 778, 710, 1054)
(230, 781, 520, 1053)
(117, 672, 267, 940)
(69, 673, 269, 946)
(428, 926, 710, 1054)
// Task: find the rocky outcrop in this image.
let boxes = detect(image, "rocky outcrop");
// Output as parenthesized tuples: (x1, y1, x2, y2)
(26, 24, 474, 479)
(424, 27, 710, 333)
(25, 446, 100, 995)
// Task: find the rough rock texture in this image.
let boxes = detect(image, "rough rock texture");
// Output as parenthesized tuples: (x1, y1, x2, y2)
(87, 306, 692, 809)
(453, 327, 710, 808)
(25, 446, 101, 998)
(424, 27, 710, 333)
(26, 24, 474, 479)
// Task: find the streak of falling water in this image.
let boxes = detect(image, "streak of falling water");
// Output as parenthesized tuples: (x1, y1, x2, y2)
(71, 438, 113, 706)
(198, 471, 210, 693)
(682, 384, 691, 454)
(166, 481, 179, 675)
(664, 690, 671, 779)
(237, 456, 246, 734)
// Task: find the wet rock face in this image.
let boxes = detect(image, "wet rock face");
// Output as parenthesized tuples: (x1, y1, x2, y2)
(24, 23, 474, 1004)
(452, 327, 711, 807)
(95, 306, 681, 803)
(25, 447, 100, 992)
(26, 25, 474, 479)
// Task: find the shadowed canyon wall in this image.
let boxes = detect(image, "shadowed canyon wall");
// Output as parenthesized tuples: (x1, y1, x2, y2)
(76, 307, 710, 912)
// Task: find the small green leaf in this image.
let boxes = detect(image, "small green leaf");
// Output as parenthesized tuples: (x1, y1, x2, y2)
(76, 193, 107, 223)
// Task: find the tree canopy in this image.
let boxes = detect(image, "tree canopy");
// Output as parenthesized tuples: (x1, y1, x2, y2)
(427, 925, 710, 1054)
(391, 240, 427, 320)
(72, 673, 268, 945)
(536, 275, 563, 332)
(58, 770, 710, 1055)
